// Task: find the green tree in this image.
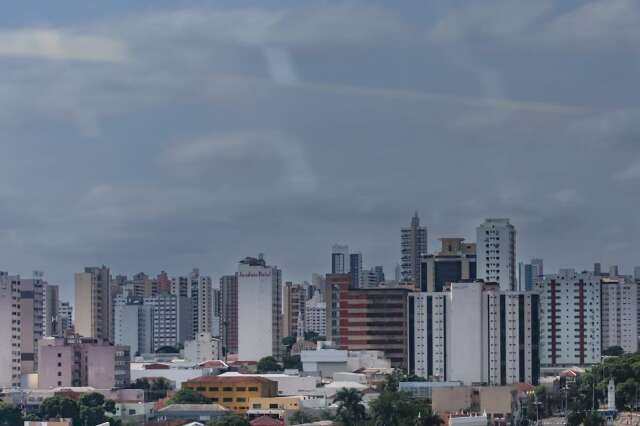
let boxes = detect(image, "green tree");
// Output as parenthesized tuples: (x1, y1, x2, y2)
(283, 354, 302, 370)
(369, 390, 418, 426)
(416, 407, 444, 426)
(168, 388, 212, 404)
(583, 411, 605, 426)
(131, 377, 172, 402)
(0, 402, 22, 426)
(207, 413, 250, 426)
(334, 388, 366, 426)
(39, 396, 80, 424)
(288, 410, 318, 425)
(603, 346, 624, 357)
(257, 356, 283, 373)
(567, 411, 585, 426)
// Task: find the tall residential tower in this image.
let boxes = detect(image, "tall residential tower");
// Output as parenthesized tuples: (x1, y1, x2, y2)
(401, 212, 428, 284)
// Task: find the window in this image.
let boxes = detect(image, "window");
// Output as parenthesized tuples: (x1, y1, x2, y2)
(248, 387, 258, 392)
(223, 398, 233, 403)
(236, 387, 246, 391)
(236, 397, 246, 402)
(223, 387, 233, 392)
(196, 387, 206, 392)
(208, 387, 218, 392)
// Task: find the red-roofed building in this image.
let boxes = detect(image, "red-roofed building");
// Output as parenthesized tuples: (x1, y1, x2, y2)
(250, 416, 284, 426)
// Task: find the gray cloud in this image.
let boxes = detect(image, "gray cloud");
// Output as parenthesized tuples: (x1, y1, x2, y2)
(0, 1, 639, 302)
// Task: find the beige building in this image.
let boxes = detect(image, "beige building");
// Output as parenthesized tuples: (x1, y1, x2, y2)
(432, 385, 520, 421)
(0, 272, 22, 388)
(75, 266, 112, 341)
(20, 274, 46, 374)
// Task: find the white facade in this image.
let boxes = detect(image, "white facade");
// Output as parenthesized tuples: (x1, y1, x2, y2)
(601, 277, 637, 354)
(184, 332, 221, 363)
(305, 292, 326, 337)
(535, 270, 601, 366)
(409, 282, 540, 385)
(476, 219, 516, 291)
(237, 256, 282, 361)
(0, 273, 21, 388)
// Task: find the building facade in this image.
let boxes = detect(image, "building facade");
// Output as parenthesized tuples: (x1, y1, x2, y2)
(338, 287, 409, 367)
(44, 284, 59, 337)
(349, 252, 363, 288)
(182, 376, 277, 412)
(220, 275, 239, 357)
(184, 332, 221, 363)
(304, 292, 326, 337)
(282, 282, 307, 338)
(237, 256, 282, 361)
(324, 273, 351, 343)
(420, 238, 477, 292)
(401, 212, 428, 284)
(38, 336, 130, 389)
(20, 274, 46, 374)
(408, 282, 540, 385)
(535, 270, 601, 367)
(476, 219, 516, 291)
(600, 276, 638, 354)
(0, 272, 21, 388)
(331, 244, 350, 274)
(113, 296, 153, 358)
(75, 266, 112, 341)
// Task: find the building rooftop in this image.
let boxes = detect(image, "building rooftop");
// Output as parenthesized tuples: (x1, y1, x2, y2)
(184, 375, 276, 385)
(158, 404, 229, 413)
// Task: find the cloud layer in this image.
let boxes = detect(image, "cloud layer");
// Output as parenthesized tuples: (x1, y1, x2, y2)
(0, 1, 639, 301)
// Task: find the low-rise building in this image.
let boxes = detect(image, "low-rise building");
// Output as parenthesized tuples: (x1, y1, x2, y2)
(218, 372, 318, 397)
(130, 360, 218, 389)
(182, 375, 278, 412)
(398, 381, 463, 400)
(156, 404, 229, 421)
(38, 336, 130, 389)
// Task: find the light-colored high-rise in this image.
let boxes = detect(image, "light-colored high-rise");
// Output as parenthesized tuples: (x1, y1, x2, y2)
(75, 266, 112, 341)
(190, 269, 213, 335)
(237, 255, 282, 361)
(113, 296, 153, 358)
(0, 272, 21, 388)
(304, 292, 326, 337)
(535, 269, 601, 367)
(408, 282, 540, 385)
(476, 218, 516, 291)
(601, 276, 637, 354)
(401, 212, 427, 284)
(57, 301, 73, 335)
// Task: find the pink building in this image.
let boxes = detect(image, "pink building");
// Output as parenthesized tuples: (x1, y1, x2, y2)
(38, 336, 130, 389)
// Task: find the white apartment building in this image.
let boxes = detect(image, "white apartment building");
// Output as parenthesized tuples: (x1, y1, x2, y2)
(114, 296, 153, 358)
(237, 255, 282, 361)
(0, 272, 21, 388)
(476, 219, 516, 291)
(535, 270, 601, 367)
(304, 292, 326, 337)
(183, 332, 221, 363)
(601, 276, 637, 354)
(408, 282, 540, 385)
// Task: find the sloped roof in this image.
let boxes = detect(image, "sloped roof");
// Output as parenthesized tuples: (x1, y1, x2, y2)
(250, 416, 285, 426)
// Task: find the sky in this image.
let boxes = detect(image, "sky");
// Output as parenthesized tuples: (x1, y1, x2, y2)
(1, 0, 639, 302)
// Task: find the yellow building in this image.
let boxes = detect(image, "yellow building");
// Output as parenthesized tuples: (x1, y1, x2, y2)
(182, 376, 278, 412)
(248, 396, 301, 411)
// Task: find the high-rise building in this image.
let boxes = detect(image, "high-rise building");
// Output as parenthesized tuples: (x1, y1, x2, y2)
(609, 265, 619, 277)
(594, 263, 602, 276)
(156, 271, 172, 294)
(219, 275, 238, 357)
(601, 276, 638, 354)
(349, 252, 363, 288)
(304, 292, 326, 338)
(0, 272, 21, 388)
(535, 270, 601, 367)
(38, 336, 130, 389)
(374, 266, 385, 285)
(145, 294, 193, 351)
(338, 287, 410, 367)
(324, 273, 351, 343)
(634, 266, 640, 282)
(190, 269, 213, 335)
(75, 266, 112, 341)
(113, 296, 153, 358)
(420, 238, 476, 292)
(331, 244, 350, 274)
(283, 282, 307, 338)
(237, 255, 282, 361)
(401, 212, 428, 284)
(211, 287, 221, 338)
(20, 273, 46, 374)
(518, 259, 542, 292)
(476, 218, 516, 291)
(44, 284, 59, 337)
(408, 282, 540, 385)
(57, 302, 73, 335)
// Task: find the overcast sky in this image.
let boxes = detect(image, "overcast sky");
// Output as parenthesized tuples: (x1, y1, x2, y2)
(1, 0, 639, 301)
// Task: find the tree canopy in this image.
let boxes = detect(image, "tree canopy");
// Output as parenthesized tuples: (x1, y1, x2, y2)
(169, 388, 212, 404)
(257, 356, 283, 373)
(207, 413, 250, 426)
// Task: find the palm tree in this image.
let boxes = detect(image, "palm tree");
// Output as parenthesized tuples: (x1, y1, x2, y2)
(334, 388, 367, 426)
